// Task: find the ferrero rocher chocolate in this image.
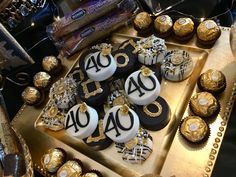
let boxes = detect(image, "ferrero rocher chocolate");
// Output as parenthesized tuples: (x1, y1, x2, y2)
(189, 92, 219, 118)
(180, 116, 209, 143)
(57, 160, 83, 177)
(173, 18, 194, 39)
(21, 86, 41, 105)
(33, 72, 51, 89)
(198, 69, 226, 94)
(82, 170, 103, 177)
(42, 56, 62, 74)
(197, 20, 221, 44)
(41, 148, 66, 173)
(133, 12, 152, 32)
(154, 15, 173, 37)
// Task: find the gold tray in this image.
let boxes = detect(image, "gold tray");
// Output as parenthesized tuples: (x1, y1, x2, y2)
(34, 34, 208, 177)
(12, 26, 236, 177)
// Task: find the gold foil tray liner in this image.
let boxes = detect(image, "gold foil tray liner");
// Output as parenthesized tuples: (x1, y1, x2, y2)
(34, 34, 209, 176)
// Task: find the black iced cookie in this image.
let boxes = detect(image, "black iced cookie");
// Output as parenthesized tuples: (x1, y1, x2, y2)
(77, 78, 109, 107)
(68, 66, 87, 85)
(112, 49, 137, 77)
(83, 119, 113, 150)
(134, 96, 170, 131)
(79, 49, 99, 73)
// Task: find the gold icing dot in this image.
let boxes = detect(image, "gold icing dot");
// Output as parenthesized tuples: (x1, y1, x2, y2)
(48, 107, 58, 118)
(221, 121, 226, 126)
(207, 161, 213, 166)
(205, 167, 211, 172)
(203, 174, 209, 177)
(209, 155, 215, 160)
(217, 132, 222, 137)
(219, 127, 224, 132)
(211, 149, 217, 155)
(215, 138, 220, 143)
(213, 143, 218, 148)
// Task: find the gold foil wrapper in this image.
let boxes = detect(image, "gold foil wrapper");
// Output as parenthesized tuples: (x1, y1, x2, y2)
(21, 86, 41, 105)
(41, 148, 65, 173)
(82, 170, 101, 177)
(190, 92, 219, 117)
(133, 12, 152, 30)
(199, 69, 226, 93)
(173, 18, 194, 37)
(180, 116, 208, 143)
(154, 15, 173, 33)
(33, 72, 51, 89)
(57, 160, 83, 177)
(42, 56, 61, 73)
(197, 20, 220, 41)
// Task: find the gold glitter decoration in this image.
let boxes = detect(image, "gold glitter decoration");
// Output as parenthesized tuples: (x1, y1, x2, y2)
(207, 161, 213, 166)
(199, 69, 226, 93)
(41, 148, 65, 173)
(33, 71, 51, 89)
(79, 102, 87, 113)
(141, 67, 152, 77)
(213, 143, 218, 148)
(205, 167, 211, 172)
(101, 47, 111, 56)
(190, 92, 219, 117)
(180, 116, 208, 143)
(47, 106, 58, 118)
(113, 96, 126, 106)
(221, 121, 226, 126)
(114, 53, 129, 68)
(173, 18, 194, 37)
(134, 12, 152, 30)
(143, 101, 162, 117)
(125, 137, 138, 150)
(219, 127, 224, 131)
(21, 86, 41, 105)
(154, 15, 173, 33)
(42, 56, 60, 73)
(57, 160, 83, 177)
(120, 104, 129, 115)
(86, 120, 106, 143)
(197, 20, 221, 41)
(81, 79, 103, 99)
(209, 155, 215, 160)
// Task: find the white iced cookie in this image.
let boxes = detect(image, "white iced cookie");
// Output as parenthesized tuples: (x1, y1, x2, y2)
(161, 50, 193, 81)
(65, 102, 98, 139)
(115, 128, 153, 164)
(125, 67, 161, 105)
(103, 105, 140, 143)
(84, 48, 117, 81)
(137, 35, 167, 65)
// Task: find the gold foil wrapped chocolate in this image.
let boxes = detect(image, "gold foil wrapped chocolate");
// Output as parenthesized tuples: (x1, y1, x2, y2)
(133, 12, 152, 30)
(197, 20, 221, 41)
(180, 116, 209, 143)
(198, 69, 226, 94)
(42, 56, 62, 74)
(189, 92, 219, 118)
(33, 72, 51, 89)
(57, 160, 83, 177)
(173, 18, 194, 37)
(21, 86, 41, 105)
(82, 170, 102, 177)
(154, 15, 173, 33)
(41, 148, 66, 173)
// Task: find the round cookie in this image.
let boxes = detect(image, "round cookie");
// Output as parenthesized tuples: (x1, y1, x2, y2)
(197, 69, 226, 94)
(134, 96, 170, 131)
(41, 148, 66, 173)
(161, 50, 194, 81)
(154, 15, 173, 38)
(197, 20, 221, 45)
(115, 128, 153, 164)
(189, 92, 220, 118)
(112, 49, 137, 77)
(57, 160, 83, 177)
(83, 119, 113, 150)
(136, 35, 167, 65)
(84, 50, 117, 81)
(65, 103, 98, 139)
(125, 67, 161, 105)
(173, 18, 195, 41)
(103, 105, 140, 143)
(77, 78, 109, 107)
(179, 116, 210, 143)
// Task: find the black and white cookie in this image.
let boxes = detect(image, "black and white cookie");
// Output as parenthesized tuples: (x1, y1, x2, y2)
(125, 67, 161, 105)
(77, 78, 109, 107)
(83, 119, 113, 150)
(136, 35, 167, 65)
(84, 49, 117, 81)
(161, 50, 193, 81)
(134, 96, 170, 131)
(65, 103, 98, 139)
(115, 128, 153, 164)
(112, 49, 137, 77)
(103, 105, 140, 143)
